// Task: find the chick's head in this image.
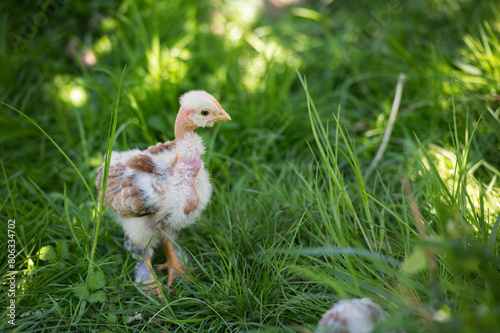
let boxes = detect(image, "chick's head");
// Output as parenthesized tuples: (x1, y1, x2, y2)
(179, 90, 231, 128)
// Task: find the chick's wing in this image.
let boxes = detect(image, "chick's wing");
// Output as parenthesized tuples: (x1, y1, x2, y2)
(96, 154, 160, 217)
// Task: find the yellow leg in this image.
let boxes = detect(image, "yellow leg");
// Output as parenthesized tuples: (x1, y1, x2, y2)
(141, 252, 165, 301)
(157, 239, 189, 285)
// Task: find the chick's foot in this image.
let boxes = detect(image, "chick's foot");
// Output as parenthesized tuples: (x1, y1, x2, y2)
(142, 277, 165, 301)
(157, 260, 189, 286)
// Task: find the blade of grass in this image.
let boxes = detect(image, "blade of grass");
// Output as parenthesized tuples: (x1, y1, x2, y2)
(295, 68, 374, 252)
(487, 214, 500, 258)
(1, 103, 96, 205)
(365, 73, 406, 180)
(90, 65, 127, 266)
(1, 160, 16, 216)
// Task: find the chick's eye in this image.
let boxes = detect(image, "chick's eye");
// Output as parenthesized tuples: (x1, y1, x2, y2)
(201, 110, 209, 116)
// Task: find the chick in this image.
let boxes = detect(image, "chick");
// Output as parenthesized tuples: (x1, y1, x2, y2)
(95, 90, 230, 298)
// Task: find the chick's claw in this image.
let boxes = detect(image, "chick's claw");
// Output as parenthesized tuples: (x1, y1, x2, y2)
(142, 279, 165, 301)
(157, 261, 190, 286)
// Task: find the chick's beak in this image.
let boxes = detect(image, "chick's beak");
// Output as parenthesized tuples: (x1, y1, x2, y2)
(211, 109, 231, 123)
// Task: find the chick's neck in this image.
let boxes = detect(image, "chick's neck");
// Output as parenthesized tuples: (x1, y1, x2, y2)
(174, 107, 196, 140)
(172, 108, 202, 178)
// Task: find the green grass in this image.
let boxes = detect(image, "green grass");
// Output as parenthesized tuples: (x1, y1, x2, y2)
(1, 0, 500, 332)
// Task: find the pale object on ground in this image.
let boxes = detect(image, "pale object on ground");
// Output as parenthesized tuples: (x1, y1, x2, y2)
(316, 298, 403, 333)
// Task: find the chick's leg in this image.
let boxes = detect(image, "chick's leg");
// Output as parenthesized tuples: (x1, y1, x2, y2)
(140, 252, 164, 300)
(125, 238, 164, 301)
(157, 239, 189, 285)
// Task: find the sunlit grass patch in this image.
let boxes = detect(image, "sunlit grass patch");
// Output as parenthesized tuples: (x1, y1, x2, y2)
(421, 143, 500, 224)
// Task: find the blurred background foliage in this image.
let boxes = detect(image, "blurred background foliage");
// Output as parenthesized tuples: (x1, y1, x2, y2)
(0, 0, 499, 331)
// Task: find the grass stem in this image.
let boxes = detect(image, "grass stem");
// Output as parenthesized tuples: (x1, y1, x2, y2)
(365, 73, 406, 180)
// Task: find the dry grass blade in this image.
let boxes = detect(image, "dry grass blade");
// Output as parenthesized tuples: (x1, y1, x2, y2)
(365, 73, 406, 180)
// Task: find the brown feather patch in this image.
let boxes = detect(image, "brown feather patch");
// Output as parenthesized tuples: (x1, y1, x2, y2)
(121, 175, 135, 188)
(96, 163, 124, 197)
(147, 141, 176, 155)
(126, 154, 159, 174)
(96, 164, 157, 217)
